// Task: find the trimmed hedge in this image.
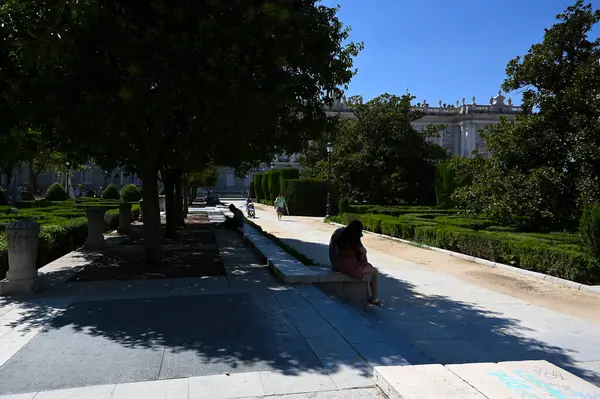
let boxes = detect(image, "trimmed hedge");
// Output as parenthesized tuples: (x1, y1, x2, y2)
(285, 178, 338, 216)
(0, 203, 140, 279)
(261, 173, 270, 203)
(278, 168, 299, 195)
(102, 183, 120, 200)
(45, 183, 68, 201)
(249, 181, 255, 199)
(254, 173, 265, 201)
(580, 203, 600, 261)
(328, 213, 599, 285)
(120, 184, 142, 202)
(268, 170, 281, 201)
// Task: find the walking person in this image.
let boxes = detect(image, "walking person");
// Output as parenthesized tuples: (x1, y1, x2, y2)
(274, 193, 287, 221)
(328, 220, 383, 307)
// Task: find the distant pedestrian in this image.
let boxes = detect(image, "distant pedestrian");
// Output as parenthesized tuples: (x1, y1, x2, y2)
(274, 193, 287, 221)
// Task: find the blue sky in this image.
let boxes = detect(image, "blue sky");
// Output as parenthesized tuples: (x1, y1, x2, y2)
(320, 0, 600, 106)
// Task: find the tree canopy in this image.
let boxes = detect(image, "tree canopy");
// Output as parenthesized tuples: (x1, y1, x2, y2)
(453, 0, 600, 230)
(1, 0, 361, 261)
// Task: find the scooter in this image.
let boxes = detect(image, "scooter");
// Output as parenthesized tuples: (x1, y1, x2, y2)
(247, 202, 256, 218)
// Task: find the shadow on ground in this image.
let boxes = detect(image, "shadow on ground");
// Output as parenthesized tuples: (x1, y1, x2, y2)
(277, 237, 600, 388)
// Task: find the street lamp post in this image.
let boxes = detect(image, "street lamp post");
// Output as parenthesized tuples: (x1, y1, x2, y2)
(325, 142, 333, 218)
(65, 162, 70, 198)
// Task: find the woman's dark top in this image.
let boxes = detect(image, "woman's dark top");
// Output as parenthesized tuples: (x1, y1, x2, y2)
(336, 229, 362, 252)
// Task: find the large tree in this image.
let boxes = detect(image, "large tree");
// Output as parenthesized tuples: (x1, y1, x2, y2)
(453, 0, 600, 230)
(302, 94, 449, 205)
(2, 0, 361, 262)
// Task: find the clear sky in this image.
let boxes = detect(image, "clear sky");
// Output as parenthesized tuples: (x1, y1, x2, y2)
(320, 0, 600, 106)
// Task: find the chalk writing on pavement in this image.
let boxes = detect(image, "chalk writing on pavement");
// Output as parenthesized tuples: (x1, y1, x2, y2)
(488, 369, 598, 399)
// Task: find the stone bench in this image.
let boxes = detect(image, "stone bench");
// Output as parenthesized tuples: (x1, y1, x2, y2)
(238, 222, 372, 308)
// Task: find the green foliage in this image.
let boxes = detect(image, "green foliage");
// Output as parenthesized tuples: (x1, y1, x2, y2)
(580, 203, 600, 261)
(261, 173, 270, 203)
(159, 187, 166, 196)
(339, 197, 350, 213)
(303, 94, 449, 205)
(0, 188, 7, 206)
(44, 183, 68, 202)
(245, 218, 318, 265)
(329, 212, 599, 284)
(278, 168, 299, 194)
(268, 170, 281, 201)
(102, 184, 120, 200)
(249, 181, 255, 199)
(285, 178, 338, 216)
(120, 184, 141, 202)
(20, 191, 35, 201)
(260, 199, 274, 207)
(253, 173, 265, 201)
(188, 166, 219, 187)
(0, 201, 140, 278)
(454, 2, 600, 230)
(434, 158, 475, 209)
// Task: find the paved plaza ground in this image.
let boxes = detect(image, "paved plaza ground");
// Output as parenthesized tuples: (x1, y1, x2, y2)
(241, 202, 600, 388)
(0, 200, 598, 398)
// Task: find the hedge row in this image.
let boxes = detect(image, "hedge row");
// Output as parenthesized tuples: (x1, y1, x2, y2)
(253, 168, 299, 203)
(328, 213, 599, 285)
(0, 205, 140, 279)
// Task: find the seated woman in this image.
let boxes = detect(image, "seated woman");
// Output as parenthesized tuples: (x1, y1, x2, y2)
(332, 221, 382, 307)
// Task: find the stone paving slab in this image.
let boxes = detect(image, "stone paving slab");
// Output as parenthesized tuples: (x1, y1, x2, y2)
(376, 360, 600, 399)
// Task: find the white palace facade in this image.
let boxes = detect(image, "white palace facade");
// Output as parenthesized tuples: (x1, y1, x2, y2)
(218, 91, 521, 192)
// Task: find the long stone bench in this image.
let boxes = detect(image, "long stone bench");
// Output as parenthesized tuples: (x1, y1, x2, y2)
(237, 222, 372, 308)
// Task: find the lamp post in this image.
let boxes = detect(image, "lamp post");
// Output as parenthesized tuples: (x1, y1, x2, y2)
(325, 142, 333, 218)
(65, 162, 70, 198)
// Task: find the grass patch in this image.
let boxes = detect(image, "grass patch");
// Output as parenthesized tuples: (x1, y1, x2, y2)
(244, 218, 319, 266)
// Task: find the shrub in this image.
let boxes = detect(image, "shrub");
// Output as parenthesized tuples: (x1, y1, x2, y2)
(268, 170, 281, 201)
(120, 184, 142, 202)
(102, 184, 120, 200)
(278, 168, 299, 196)
(339, 197, 350, 213)
(329, 212, 599, 285)
(434, 162, 457, 208)
(580, 203, 600, 261)
(261, 173, 270, 203)
(254, 173, 265, 201)
(285, 178, 338, 216)
(20, 191, 35, 201)
(0, 188, 7, 206)
(249, 181, 255, 199)
(45, 183, 68, 201)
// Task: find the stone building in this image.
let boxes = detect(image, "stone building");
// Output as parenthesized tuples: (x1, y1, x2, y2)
(215, 91, 522, 194)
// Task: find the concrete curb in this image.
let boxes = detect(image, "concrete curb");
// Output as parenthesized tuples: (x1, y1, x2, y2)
(328, 222, 600, 296)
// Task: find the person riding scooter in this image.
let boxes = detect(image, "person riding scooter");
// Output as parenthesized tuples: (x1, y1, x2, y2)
(245, 198, 256, 218)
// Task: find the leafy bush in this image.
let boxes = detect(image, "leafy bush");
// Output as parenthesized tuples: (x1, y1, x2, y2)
(249, 181, 255, 199)
(253, 173, 265, 201)
(120, 184, 141, 202)
(285, 178, 338, 216)
(45, 183, 68, 201)
(268, 170, 281, 201)
(0, 188, 7, 206)
(102, 183, 120, 200)
(20, 191, 35, 201)
(329, 212, 599, 284)
(278, 168, 299, 195)
(580, 203, 600, 261)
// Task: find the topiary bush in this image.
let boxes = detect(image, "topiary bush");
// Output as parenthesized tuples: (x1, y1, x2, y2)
(285, 178, 338, 216)
(279, 168, 299, 195)
(0, 188, 7, 206)
(268, 170, 281, 201)
(102, 183, 120, 200)
(120, 183, 142, 202)
(580, 203, 600, 262)
(254, 173, 265, 201)
(20, 191, 35, 201)
(261, 173, 270, 202)
(45, 183, 68, 201)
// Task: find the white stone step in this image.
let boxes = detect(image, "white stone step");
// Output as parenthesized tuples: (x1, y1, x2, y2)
(375, 361, 600, 399)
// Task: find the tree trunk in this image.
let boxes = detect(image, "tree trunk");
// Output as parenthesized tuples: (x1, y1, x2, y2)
(142, 160, 163, 264)
(174, 170, 185, 226)
(163, 170, 177, 239)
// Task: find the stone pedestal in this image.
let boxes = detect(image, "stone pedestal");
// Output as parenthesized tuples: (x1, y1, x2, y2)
(0, 220, 42, 295)
(138, 199, 144, 221)
(118, 203, 132, 234)
(85, 207, 106, 250)
(159, 195, 166, 212)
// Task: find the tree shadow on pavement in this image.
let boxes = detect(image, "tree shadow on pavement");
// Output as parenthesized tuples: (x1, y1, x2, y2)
(277, 237, 600, 388)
